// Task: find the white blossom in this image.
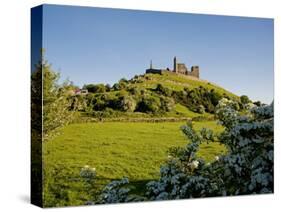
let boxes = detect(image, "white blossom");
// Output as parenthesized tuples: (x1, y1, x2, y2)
(190, 160, 199, 169)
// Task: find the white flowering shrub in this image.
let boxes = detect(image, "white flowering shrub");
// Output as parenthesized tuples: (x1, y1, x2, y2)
(94, 101, 273, 203)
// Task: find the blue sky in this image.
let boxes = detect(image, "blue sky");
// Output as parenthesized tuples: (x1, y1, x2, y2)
(41, 4, 274, 103)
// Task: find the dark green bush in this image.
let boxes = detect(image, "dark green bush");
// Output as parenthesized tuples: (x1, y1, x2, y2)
(136, 96, 161, 113)
(84, 84, 106, 93)
(155, 84, 172, 97)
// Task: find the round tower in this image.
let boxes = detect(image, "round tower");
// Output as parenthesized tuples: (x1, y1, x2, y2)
(173, 56, 178, 73)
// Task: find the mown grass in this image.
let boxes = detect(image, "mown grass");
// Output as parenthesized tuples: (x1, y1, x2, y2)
(43, 121, 225, 207)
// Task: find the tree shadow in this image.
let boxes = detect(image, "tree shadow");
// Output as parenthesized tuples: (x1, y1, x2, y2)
(95, 176, 155, 196)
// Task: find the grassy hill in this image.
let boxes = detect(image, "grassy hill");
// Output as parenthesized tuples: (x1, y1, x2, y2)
(80, 71, 240, 120)
(42, 70, 242, 207)
(131, 71, 238, 99)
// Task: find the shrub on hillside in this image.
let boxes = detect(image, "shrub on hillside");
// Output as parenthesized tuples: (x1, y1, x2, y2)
(240, 95, 251, 105)
(172, 87, 225, 114)
(136, 96, 161, 113)
(111, 79, 128, 91)
(197, 104, 205, 114)
(117, 95, 136, 112)
(160, 96, 175, 112)
(128, 87, 141, 96)
(155, 84, 172, 97)
(84, 84, 106, 93)
(91, 95, 107, 111)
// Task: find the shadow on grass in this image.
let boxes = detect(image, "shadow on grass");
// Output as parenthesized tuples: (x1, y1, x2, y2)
(95, 177, 154, 196)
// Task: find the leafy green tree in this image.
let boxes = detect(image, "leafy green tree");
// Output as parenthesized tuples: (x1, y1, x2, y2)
(136, 96, 161, 113)
(35, 54, 76, 140)
(119, 78, 128, 83)
(84, 83, 106, 93)
(112, 83, 121, 91)
(117, 95, 136, 112)
(91, 95, 107, 111)
(155, 84, 172, 97)
(253, 101, 262, 107)
(160, 96, 175, 112)
(240, 95, 251, 104)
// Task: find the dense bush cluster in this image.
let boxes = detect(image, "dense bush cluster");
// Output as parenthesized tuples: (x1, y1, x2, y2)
(82, 83, 179, 115)
(79, 80, 243, 118)
(89, 100, 273, 203)
(83, 83, 108, 93)
(172, 87, 225, 113)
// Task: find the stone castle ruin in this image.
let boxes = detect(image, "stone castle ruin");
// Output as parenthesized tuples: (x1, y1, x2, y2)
(146, 56, 199, 78)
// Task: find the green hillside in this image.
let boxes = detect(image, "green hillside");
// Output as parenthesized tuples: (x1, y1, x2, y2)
(131, 71, 238, 99)
(78, 71, 240, 120)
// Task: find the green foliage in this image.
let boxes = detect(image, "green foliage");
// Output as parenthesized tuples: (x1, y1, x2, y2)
(198, 105, 205, 114)
(33, 57, 76, 140)
(96, 178, 145, 204)
(155, 83, 172, 97)
(240, 95, 251, 104)
(111, 79, 128, 91)
(74, 71, 245, 119)
(84, 83, 106, 93)
(69, 95, 87, 111)
(172, 86, 225, 113)
(136, 96, 161, 113)
(160, 96, 175, 112)
(253, 101, 262, 107)
(117, 94, 137, 112)
(73, 71, 245, 119)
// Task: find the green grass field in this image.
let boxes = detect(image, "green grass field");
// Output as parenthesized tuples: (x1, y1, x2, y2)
(43, 121, 225, 207)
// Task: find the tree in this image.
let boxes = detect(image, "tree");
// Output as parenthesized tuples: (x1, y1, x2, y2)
(117, 95, 136, 112)
(240, 95, 251, 105)
(84, 84, 106, 93)
(32, 52, 76, 140)
(136, 96, 161, 113)
(155, 84, 172, 97)
(160, 96, 175, 112)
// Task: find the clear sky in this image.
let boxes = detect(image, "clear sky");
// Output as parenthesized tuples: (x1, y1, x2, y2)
(42, 4, 274, 103)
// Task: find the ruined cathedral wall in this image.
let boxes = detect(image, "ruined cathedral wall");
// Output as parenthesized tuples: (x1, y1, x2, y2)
(190, 66, 200, 78)
(177, 64, 188, 74)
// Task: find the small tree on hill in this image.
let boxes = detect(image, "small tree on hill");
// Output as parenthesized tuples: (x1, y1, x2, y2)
(240, 95, 251, 105)
(84, 84, 106, 93)
(32, 50, 76, 140)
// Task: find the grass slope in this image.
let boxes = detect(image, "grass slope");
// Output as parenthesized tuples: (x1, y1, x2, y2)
(132, 71, 239, 100)
(43, 121, 225, 207)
